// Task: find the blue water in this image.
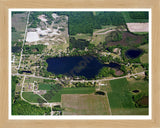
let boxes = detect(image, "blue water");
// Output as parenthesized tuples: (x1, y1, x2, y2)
(125, 49, 143, 59)
(46, 55, 120, 79)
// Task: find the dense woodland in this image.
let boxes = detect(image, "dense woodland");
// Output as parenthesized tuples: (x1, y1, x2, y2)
(129, 12, 148, 19)
(12, 76, 18, 103)
(12, 11, 25, 16)
(12, 100, 51, 115)
(56, 12, 126, 35)
(69, 37, 90, 50)
(12, 41, 23, 55)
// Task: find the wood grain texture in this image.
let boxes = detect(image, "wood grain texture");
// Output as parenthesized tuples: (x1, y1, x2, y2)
(0, 0, 160, 127)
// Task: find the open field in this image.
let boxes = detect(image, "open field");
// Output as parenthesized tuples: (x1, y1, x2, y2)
(72, 33, 92, 41)
(90, 34, 106, 46)
(12, 13, 27, 32)
(127, 78, 148, 95)
(25, 77, 44, 83)
(140, 53, 148, 63)
(107, 78, 148, 115)
(139, 44, 149, 63)
(136, 66, 144, 73)
(62, 94, 109, 115)
(126, 23, 149, 32)
(139, 44, 148, 52)
(12, 32, 24, 41)
(12, 12, 27, 41)
(22, 92, 46, 103)
(132, 32, 148, 35)
(108, 78, 135, 109)
(38, 83, 58, 90)
(43, 87, 95, 102)
(110, 108, 148, 115)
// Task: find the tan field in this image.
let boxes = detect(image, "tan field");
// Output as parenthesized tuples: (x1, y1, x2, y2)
(126, 23, 149, 32)
(61, 94, 110, 115)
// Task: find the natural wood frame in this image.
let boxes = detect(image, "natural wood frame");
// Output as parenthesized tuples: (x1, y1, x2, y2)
(0, 0, 160, 127)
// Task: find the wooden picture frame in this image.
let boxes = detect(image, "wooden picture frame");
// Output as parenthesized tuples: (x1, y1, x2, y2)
(0, 0, 160, 127)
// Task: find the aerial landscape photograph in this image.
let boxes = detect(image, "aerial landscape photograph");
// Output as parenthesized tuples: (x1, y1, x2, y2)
(11, 10, 150, 117)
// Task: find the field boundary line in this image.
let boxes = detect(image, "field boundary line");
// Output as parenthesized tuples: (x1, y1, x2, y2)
(105, 91, 112, 115)
(17, 11, 30, 71)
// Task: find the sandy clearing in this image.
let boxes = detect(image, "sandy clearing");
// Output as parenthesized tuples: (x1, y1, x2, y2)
(126, 23, 149, 32)
(26, 32, 40, 42)
(52, 13, 58, 19)
(36, 28, 48, 35)
(38, 15, 48, 22)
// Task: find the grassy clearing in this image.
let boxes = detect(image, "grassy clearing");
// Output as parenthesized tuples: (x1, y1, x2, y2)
(93, 25, 116, 32)
(136, 65, 144, 72)
(139, 44, 148, 52)
(72, 33, 92, 40)
(140, 53, 148, 63)
(90, 35, 106, 46)
(22, 92, 46, 103)
(111, 108, 148, 115)
(62, 94, 109, 115)
(139, 44, 149, 64)
(133, 32, 148, 35)
(38, 83, 57, 90)
(107, 78, 148, 115)
(25, 77, 43, 83)
(43, 87, 95, 102)
(127, 78, 148, 95)
(12, 32, 24, 41)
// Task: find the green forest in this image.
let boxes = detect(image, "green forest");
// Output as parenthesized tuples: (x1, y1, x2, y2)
(69, 37, 90, 50)
(12, 100, 51, 115)
(56, 11, 126, 35)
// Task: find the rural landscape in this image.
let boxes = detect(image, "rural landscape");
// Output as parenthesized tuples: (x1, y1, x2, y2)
(11, 11, 149, 116)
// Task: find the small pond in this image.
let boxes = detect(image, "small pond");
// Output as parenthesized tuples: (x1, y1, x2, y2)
(21, 71, 32, 73)
(125, 49, 143, 59)
(132, 90, 140, 93)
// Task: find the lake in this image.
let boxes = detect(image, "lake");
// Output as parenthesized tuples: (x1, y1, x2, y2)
(46, 55, 121, 79)
(125, 49, 143, 59)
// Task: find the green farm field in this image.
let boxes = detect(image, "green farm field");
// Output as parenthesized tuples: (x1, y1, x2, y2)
(38, 83, 57, 90)
(107, 78, 148, 115)
(42, 87, 95, 102)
